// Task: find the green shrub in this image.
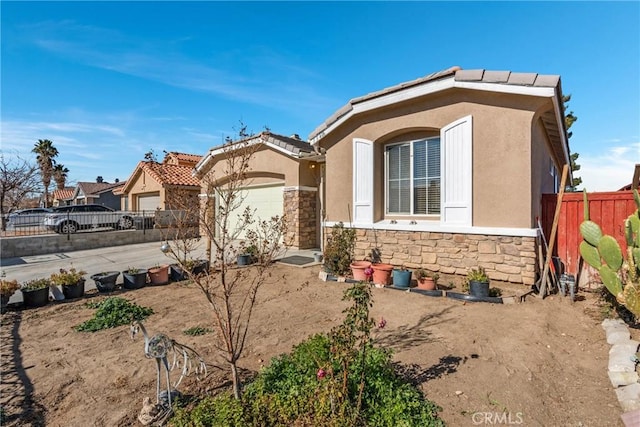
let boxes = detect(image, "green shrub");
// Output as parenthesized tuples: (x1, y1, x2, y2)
(74, 297, 153, 332)
(323, 222, 356, 276)
(183, 326, 213, 336)
(168, 282, 444, 426)
(171, 393, 244, 427)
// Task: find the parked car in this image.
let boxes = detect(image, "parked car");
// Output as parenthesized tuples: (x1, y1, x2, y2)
(5, 208, 53, 228)
(43, 204, 135, 234)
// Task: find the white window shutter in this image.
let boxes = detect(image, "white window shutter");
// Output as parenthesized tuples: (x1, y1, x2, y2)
(441, 115, 473, 226)
(353, 138, 374, 223)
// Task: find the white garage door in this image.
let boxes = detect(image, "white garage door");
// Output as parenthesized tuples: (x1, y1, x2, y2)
(224, 184, 284, 239)
(138, 193, 161, 212)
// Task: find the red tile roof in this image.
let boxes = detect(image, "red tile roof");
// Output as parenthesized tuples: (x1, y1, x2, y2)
(142, 161, 200, 187)
(163, 152, 203, 166)
(52, 187, 75, 201)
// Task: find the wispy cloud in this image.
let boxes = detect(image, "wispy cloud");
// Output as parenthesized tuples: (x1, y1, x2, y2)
(22, 20, 338, 114)
(578, 141, 639, 191)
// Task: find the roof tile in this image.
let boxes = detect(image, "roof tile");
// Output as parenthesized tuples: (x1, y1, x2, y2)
(506, 72, 538, 86)
(143, 162, 200, 187)
(455, 69, 485, 81)
(482, 70, 511, 83)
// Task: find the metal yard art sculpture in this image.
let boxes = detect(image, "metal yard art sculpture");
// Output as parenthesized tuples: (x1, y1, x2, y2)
(130, 320, 207, 425)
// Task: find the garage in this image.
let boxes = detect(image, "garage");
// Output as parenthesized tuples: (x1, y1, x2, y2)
(138, 193, 161, 212)
(224, 184, 284, 239)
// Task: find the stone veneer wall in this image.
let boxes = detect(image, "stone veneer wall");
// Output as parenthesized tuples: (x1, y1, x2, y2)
(284, 189, 317, 249)
(336, 228, 538, 285)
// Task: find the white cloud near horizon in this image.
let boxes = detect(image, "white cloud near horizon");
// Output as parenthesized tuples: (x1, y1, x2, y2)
(578, 142, 639, 192)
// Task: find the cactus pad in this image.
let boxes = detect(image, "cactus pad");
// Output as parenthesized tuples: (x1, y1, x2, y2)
(598, 235, 623, 271)
(579, 241, 602, 269)
(623, 282, 640, 318)
(580, 221, 602, 247)
(600, 265, 623, 297)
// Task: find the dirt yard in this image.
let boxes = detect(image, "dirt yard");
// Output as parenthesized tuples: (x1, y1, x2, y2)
(0, 264, 629, 426)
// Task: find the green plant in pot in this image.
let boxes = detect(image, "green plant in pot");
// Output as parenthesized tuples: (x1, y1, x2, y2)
(90, 271, 120, 293)
(50, 267, 87, 299)
(122, 267, 148, 290)
(392, 266, 412, 288)
(21, 278, 51, 308)
(1, 279, 19, 313)
(415, 268, 439, 290)
(324, 222, 356, 277)
(466, 267, 490, 297)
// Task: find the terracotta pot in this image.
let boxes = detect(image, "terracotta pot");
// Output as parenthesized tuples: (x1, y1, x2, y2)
(372, 263, 393, 286)
(417, 277, 436, 290)
(350, 261, 372, 281)
(148, 265, 170, 285)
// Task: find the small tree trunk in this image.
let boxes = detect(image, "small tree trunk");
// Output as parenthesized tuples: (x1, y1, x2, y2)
(230, 361, 241, 399)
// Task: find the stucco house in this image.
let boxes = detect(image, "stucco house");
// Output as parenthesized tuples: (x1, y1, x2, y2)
(194, 132, 324, 249)
(120, 152, 202, 212)
(308, 66, 572, 285)
(52, 187, 75, 207)
(70, 181, 125, 210)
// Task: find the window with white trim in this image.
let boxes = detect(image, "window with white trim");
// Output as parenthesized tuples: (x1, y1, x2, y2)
(385, 137, 441, 215)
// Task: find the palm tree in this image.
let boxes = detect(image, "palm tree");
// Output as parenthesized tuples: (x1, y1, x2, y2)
(32, 139, 59, 207)
(52, 164, 69, 190)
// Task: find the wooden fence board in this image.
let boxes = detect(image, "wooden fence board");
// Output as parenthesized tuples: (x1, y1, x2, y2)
(541, 191, 636, 275)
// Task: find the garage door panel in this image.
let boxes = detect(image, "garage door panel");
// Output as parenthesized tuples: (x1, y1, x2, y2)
(225, 185, 283, 239)
(138, 193, 160, 212)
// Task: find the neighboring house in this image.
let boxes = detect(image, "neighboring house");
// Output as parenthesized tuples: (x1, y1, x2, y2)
(70, 181, 125, 210)
(120, 152, 202, 212)
(194, 132, 324, 249)
(308, 66, 572, 285)
(52, 187, 75, 207)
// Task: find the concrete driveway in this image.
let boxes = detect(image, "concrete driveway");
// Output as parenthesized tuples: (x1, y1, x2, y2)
(1, 241, 207, 304)
(1, 241, 320, 304)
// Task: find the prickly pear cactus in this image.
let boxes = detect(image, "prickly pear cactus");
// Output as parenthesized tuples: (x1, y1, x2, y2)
(579, 189, 640, 318)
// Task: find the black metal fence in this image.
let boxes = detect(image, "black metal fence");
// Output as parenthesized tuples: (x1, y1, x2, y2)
(1, 209, 194, 238)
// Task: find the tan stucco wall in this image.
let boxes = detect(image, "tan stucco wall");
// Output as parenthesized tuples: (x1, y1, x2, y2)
(123, 169, 165, 210)
(530, 117, 559, 225)
(320, 88, 554, 229)
(201, 145, 318, 188)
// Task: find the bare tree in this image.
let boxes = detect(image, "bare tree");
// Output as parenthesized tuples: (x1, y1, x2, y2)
(161, 130, 288, 399)
(0, 154, 41, 230)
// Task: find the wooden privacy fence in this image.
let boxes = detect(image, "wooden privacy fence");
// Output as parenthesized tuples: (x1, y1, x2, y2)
(541, 191, 637, 276)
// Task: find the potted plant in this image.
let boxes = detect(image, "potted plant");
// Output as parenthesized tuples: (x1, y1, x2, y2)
(415, 268, 439, 290)
(466, 267, 490, 297)
(350, 260, 372, 281)
(148, 264, 170, 285)
(372, 263, 394, 287)
(392, 266, 412, 288)
(90, 271, 120, 293)
(323, 222, 356, 277)
(21, 278, 51, 308)
(1, 279, 19, 313)
(50, 267, 87, 300)
(122, 267, 148, 290)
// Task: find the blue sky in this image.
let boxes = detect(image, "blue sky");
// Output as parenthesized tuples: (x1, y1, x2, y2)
(1, 1, 638, 191)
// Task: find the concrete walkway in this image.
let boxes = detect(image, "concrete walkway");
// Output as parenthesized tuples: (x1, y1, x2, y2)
(1, 241, 319, 304)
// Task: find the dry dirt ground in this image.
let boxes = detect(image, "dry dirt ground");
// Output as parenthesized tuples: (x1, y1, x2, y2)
(0, 264, 631, 427)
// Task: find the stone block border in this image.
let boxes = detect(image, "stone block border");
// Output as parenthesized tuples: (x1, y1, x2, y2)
(602, 318, 640, 424)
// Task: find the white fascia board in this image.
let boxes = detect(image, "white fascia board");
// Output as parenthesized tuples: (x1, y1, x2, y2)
(193, 138, 301, 177)
(551, 96, 571, 166)
(324, 220, 539, 238)
(312, 78, 558, 144)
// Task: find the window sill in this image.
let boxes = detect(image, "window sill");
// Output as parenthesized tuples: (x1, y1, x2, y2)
(324, 220, 539, 237)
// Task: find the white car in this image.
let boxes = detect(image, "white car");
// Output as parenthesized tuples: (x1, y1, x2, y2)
(6, 208, 53, 227)
(44, 204, 135, 234)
